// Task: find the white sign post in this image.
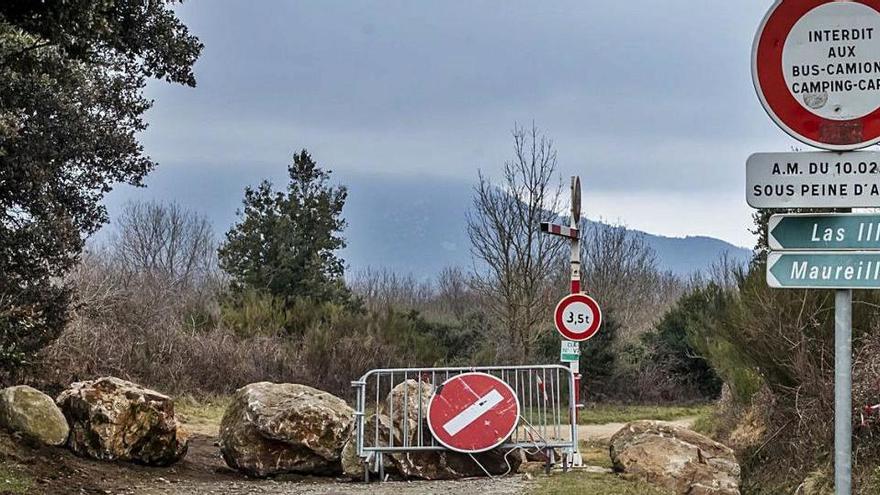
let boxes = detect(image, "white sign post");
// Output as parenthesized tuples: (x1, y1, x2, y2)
(539, 176, 599, 468)
(750, 2, 880, 492)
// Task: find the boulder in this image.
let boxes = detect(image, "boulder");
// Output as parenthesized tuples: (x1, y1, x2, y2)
(56, 377, 188, 465)
(392, 448, 521, 480)
(0, 385, 69, 446)
(219, 382, 353, 477)
(610, 420, 740, 495)
(380, 378, 434, 441)
(341, 413, 401, 480)
(383, 379, 521, 480)
(340, 434, 364, 480)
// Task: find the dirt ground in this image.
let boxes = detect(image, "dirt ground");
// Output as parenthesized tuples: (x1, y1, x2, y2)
(0, 430, 533, 495)
(0, 416, 698, 494)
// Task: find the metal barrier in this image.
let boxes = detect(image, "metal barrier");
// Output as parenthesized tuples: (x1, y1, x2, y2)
(351, 365, 579, 481)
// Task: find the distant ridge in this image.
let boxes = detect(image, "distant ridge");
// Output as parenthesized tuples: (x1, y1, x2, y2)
(341, 173, 751, 278)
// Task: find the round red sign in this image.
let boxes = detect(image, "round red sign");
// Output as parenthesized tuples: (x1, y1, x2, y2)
(753, 0, 880, 150)
(554, 293, 602, 342)
(426, 372, 520, 453)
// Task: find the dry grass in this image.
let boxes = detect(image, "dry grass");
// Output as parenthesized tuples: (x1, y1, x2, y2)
(579, 441, 613, 470)
(531, 471, 673, 495)
(578, 403, 712, 425)
(176, 395, 232, 436)
(0, 464, 31, 494)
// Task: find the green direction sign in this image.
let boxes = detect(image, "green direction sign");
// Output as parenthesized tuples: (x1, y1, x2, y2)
(560, 340, 580, 363)
(769, 214, 880, 251)
(767, 252, 880, 289)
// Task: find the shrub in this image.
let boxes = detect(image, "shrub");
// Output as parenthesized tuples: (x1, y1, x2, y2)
(689, 262, 880, 493)
(536, 310, 619, 400)
(645, 285, 724, 400)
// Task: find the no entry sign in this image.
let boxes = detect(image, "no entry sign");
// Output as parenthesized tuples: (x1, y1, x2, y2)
(753, 0, 880, 150)
(426, 373, 520, 453)
(554, 293, 602, 342)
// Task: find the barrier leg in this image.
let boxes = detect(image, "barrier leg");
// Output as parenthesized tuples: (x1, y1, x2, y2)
(378, 452, 385, 482)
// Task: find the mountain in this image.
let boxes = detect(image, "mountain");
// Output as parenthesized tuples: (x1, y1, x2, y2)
(341, 173, 751, 279)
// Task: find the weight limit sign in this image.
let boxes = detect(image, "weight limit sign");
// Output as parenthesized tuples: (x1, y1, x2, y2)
(554, 293, 602, 342)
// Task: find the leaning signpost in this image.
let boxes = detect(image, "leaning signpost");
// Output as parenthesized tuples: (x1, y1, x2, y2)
(751, 2, 880, 492)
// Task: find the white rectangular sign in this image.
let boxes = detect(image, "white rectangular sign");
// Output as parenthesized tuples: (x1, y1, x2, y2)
(560, 340, 580, 363)
(747, 152, 880, 208)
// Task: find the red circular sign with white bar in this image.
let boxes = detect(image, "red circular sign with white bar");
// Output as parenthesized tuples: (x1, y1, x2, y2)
(554, 293, 602, 342)
(426, 372, 520, 453)
(753, 0, 880, 150)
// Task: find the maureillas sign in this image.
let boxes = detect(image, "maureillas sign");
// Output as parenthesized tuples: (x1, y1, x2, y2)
(767, 251, 880, 289)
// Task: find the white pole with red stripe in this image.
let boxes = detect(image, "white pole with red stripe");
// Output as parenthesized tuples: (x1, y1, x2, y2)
(568, 177, 582, 406)
(539, 177, 587, 467)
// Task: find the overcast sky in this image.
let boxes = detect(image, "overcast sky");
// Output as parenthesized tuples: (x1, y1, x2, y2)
(108, 0, 807, 248)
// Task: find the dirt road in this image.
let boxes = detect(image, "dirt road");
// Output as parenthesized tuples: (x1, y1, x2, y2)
(2, 431, 532, 495)
(578, 416, 699, 443)
(2, 418, 698, 494)
(128, 476, 529, 495)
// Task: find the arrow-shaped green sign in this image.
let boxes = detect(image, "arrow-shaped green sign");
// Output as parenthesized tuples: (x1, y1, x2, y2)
(769, 214, 880, 250)
(767, 251, 880, 289)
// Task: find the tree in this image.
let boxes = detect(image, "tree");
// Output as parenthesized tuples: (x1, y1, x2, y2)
(646, 285, 723, 399)
(111, 200, 216, 288)
(467, 124, 566, 362)
(577, 223, 682, 340)
(0, 1, 202, 375)
(218, 150, 350, 306)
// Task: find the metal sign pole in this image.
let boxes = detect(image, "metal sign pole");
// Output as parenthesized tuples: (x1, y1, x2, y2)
(835, 290, 852, 495)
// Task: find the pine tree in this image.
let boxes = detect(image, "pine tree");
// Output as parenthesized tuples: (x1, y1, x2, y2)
(218, 150, 351, 305)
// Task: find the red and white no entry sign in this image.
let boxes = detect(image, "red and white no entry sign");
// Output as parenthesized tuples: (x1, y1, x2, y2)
(753, 0, 880, 150)
(554, 293, 602, 342)
(426, 372, 520, 453)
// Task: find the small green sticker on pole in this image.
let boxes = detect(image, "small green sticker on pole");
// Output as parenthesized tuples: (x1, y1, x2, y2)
(560, 340, 580, 363)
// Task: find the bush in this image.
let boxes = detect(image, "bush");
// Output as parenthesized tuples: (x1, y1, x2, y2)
(690, 262, 880, 493)
(645, 285, 724, 400)
(220, 289, 341, 337)
(24, 253, 484, 399)
(537, 310, 619, 401)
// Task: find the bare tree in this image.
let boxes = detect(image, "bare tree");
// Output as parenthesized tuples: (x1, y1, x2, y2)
(705, 251, 747, 290)
(349, 267, 434, 312)
(576, 222, 683, 340)
(435, 266, 474, 321)
(467, 124, 566, 362)
(111, 200, 216, 289)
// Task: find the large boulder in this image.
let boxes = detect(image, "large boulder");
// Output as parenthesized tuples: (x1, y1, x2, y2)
(392, 447, 521, 480)
(56, 377, 188, 466)
(610, 420, 741, 495)
(341, 413, 401, 480)
(383, 379, 521, 480)
(0, 385, 69, 446)
(219, 382, 354, 477)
